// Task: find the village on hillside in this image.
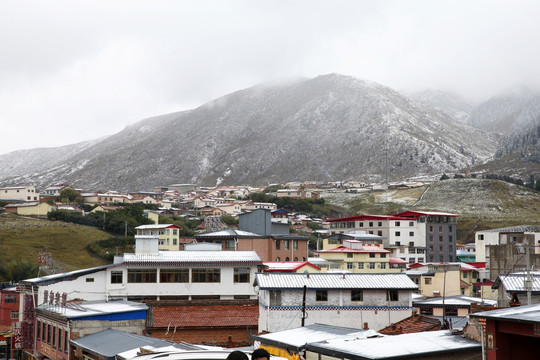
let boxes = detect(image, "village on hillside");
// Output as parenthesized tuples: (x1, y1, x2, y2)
(0, 181, 539, 360)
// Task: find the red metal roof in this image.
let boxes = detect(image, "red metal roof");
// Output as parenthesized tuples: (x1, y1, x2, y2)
(326, 214, 407, 223)
(389, 258, 408, 264)
(316, 245, 390, 254)
(263, 261, 322, 272)
(151, 302, 258, 328)
(392, 210, 460, 218)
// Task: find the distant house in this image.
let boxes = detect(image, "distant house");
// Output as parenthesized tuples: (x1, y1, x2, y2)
(413, 295, 496, 318)
(254, 272, 417, 332)
(4, 202, 53, 217)
(43, 184, 73, 197)
(0, 185, 39, 202)
(135, 224, 182, 251)
(491, 272, 540, 307)
(406, 263, 461, 297)
(315, 240, 395, 273)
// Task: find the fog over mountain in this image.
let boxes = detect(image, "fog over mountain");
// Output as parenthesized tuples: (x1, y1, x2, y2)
(0, 74, 500, 191)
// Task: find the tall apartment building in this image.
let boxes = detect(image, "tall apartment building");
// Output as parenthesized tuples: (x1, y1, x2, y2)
(325, 211, 459, 263)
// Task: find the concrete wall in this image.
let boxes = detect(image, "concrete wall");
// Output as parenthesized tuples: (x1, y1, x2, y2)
(258, 288, 412, 332)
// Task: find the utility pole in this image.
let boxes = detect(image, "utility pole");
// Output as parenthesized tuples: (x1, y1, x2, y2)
(301, 285, 307, 326)
(526, 244, 532, 305)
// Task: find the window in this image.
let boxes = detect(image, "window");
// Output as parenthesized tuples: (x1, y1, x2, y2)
(173, 229, 178, 235)
(358, 262, 364, 269)
(10, 310, 18, 319)
(369, 262, 375, 269)
(192, 268, 220, 283)
(275, 240, 280, 250)
(234, 267, 250, 283)
(316, 290, 328, 301)
(86, 278, 94, 282)
(347, 253, 353, 258)
(5, 294, 16, 303)
(429, 225, 433, 232)
(380, 254, 386, 258)
(351, 290, 363, 301)
(409, 231, 414, 236)
(395, 231, 401, 236)
(369, 253, 376, 258)
(128, 269, 157, 283)
(359, 222, 364, 227)
(294, 240, 298, 250)
(378, 222, 383, 227)
(160, 269, 189, 283)
(276, 257, 280, 261)
(378, 231, 383, 236)
(285, 257, 290, 261)
(387, 290, 399, 301)
(285, 241, 290, 250)
(58, 329, 63, 352)
(64, 330, 68, 353)
(369, 222, 373, 227)
(47, 324, 51, 344)
(409, 221, 414, 226)
(439, 225, 443, 232)
(418, 257, 424, 262)
(234, 295, 250, 300)
(173, 239, 178, 246)
(347, 262, 354, 269)
(52, 326, 56, 348)
(191, 295, 220, 300)
(42, 322, 46, 342)
(37, 321, 41, 341)
(226, 239, 235, 249)
(395, 221, 400, 226)
(111, 271, 123, 284)
(424, 278, 432, 285)
(270, 290, 282, 306)
(463, 272, 468, 279)
(380, 263, 386, 269)
(478, 234, 484, 240)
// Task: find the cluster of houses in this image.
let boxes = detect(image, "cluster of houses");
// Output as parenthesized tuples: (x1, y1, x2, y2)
(2, 183, 540, 359)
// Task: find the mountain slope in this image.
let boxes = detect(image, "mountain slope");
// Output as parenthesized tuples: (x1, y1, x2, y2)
(409, 89, 473, 123)
(1, 74, 497, 191)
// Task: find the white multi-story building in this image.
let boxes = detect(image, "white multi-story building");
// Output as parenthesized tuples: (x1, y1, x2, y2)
(20, 236, 263, 305)
(324, 211, 459, 263)
(0, 185, 39, 202)
(254, 272, 417, 332)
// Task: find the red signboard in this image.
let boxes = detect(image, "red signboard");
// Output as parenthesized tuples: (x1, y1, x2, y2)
(11, 322, 22, 350)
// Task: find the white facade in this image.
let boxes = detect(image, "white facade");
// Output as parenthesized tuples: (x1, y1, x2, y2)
(475, 230, 501, 263)
(0, 185, 39, 202)
(255, 273, 416, 332)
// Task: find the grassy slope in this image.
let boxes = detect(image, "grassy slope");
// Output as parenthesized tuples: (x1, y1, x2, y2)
(0, 214, 110, 270)
(323, 178, 540, 243)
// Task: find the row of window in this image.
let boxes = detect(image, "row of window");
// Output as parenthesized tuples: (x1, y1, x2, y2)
(346, 262, 387, 270)
(37, 321, 68, 354)
(110, 267, 251, 284)
(314, 290, 399, 301)
(275, 257, 306, 261)
(346, 253, 387, 258)
(275, 240, 299, 250)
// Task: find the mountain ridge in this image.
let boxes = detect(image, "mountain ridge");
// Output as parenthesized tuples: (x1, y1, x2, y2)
(0, 74, 498, 190)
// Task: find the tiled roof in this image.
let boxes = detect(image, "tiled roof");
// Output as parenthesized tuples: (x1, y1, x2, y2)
(379, 314, 441, 335)
(151, 302, 258, 328)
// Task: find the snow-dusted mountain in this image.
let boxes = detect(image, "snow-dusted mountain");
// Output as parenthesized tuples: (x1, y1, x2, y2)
(0, 74, 498, 191)
(409, 89, 473, 124)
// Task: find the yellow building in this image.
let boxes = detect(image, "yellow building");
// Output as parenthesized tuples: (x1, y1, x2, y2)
(5, 202, 52, 217)
(135, 224, 182, 251)
(407, 264, 461, 297)
(315, 240, 395, 273)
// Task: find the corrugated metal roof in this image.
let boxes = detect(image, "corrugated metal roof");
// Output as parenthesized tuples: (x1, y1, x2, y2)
(252, 323, 377, 349)
(123, 250, 262, 264)
(70, 329, 174, 358)
(413, 295, 497, 307)
(37, 300, 148, 319)
(495, 272, 540, 293)
(471, 303, 540, 323)
(255, 272, 417, 290)
(304, 330, 480, 359)
(21, 265, 111, 286)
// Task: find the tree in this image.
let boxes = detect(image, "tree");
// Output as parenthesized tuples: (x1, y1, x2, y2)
(58, 188, 83, 204)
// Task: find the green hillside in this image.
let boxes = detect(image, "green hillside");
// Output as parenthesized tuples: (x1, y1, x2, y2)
(0, 214, 110, 271)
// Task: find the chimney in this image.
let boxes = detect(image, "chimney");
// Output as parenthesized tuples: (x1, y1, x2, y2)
(363, 322, 369, 330)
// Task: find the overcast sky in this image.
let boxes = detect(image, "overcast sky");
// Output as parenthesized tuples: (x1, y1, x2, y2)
(1, 0, 540, 155)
